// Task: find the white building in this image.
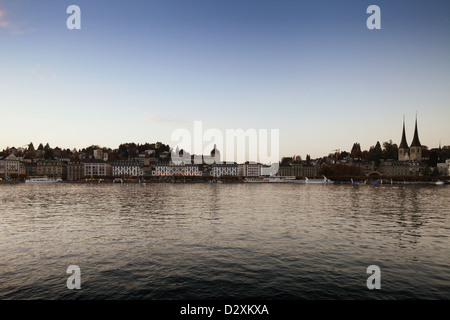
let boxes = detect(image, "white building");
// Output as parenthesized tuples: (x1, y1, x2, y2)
(0, 154, 20, 178)
(238, 162, 262, 177)
(112, 160, 141, 177)
(84, 160, 112, 178)
(211, 163, 238, 177)
(183, 164, 200, 176)
(154, 163, 200, 176)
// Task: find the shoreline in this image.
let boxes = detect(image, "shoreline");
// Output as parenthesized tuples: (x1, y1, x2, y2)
(1, 179, 448, 185)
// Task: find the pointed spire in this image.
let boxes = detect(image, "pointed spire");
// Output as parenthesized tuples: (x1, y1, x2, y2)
(410, 113, 421, 147)
(399, 115, 409, 149)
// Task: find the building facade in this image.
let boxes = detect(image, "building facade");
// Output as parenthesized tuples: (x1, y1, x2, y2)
(84, 160, 112, 178)
(1, 154, 20, 178)
(24, 162, 37, 177)
(153, 163, 200, 176)
(36, 160, 63, 178)
(67, 161, 84, 181)
(378, 160, 421, 176)
(278, 162, 319, 178)
(211, 163, 238, 177)
(238, 162, 262, 177)
(112, 160, 141, 177)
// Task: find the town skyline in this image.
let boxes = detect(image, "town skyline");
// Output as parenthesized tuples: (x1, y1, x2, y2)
(1, 116, 449, 165)
(2, 121, 449, 182)
(1, 114, 449, 161)
(1, 111, 449, 161)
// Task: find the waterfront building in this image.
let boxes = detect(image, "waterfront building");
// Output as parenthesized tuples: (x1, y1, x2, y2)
(0, 154, 20, 178)
(84, 159, 112, 178)
(211, 163, 238, 177)
(200, 165, 212, 177)
(278, 161, 302, 177)
(19, 163, 26, 177)
(24, 162, 37, 177)
(67, 161, 84, 181)
(36, 160, 63, 178)
(302, 164, 319, 178)
(5, 154, 20, 175)
(183, 164, 201, 176)
(377, 159, 420, 176)
(153, 163, 200, 176)
(141, 166, 154, 177)
(278, 161, 319, 178)
(112, 160, 141, 177)
(238, 162, 262, 177)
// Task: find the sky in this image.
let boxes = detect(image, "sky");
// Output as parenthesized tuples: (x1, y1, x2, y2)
(1, 0, 449, 161)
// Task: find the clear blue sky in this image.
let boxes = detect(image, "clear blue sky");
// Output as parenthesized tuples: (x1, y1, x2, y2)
(1, 0, 449, 159)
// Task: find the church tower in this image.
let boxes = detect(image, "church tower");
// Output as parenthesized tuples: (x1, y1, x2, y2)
(398, 116, 409, 161)
(211, 144, 221, 163)
(409, 114, 422, 162)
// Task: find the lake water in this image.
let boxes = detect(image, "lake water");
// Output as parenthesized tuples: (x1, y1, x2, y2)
(0, 183, 449, 299)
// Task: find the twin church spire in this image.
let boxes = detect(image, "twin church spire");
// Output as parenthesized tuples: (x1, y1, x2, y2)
(410, 116, 421, 148)
(398, 114, 422, 162)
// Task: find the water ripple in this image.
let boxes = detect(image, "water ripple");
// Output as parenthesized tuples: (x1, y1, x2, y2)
(0, 184, 449, 299)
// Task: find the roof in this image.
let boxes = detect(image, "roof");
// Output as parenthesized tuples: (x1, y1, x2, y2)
(410, 117, 421, 147)
(83, 159, 109, 164)
(399, 119, 409, 149)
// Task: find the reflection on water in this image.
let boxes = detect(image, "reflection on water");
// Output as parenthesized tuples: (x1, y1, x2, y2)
(0, 183, 449, 299)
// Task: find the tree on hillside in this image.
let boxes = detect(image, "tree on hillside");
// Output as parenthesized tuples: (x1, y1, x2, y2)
(44, 143, 54, 160)
(373, 141, 382, 166)
(382, 140, 398, 160)
(441, 146, 450, 161)
(351, 143, 362, 159)
(24, 150, 37, 160)
(280, 157, 292, 165)
(428, 151, 439, 167)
